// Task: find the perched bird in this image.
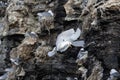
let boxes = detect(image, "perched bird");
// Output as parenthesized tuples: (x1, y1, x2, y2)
(77, 48, 88, 60)
(76, 48, 88, 65)
(48, 28, 84, 57)
(37, 10, 54, 33)
(37, 10, 54, 19)
(0, 1, 7, 7)
(107, 69, 120, 80)
(23, 32, 38, 45)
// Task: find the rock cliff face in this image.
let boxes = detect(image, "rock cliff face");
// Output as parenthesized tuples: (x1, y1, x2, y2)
(0, 0, 120, 80)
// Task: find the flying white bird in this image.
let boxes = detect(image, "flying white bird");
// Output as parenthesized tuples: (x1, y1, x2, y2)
(48, 28, 84, 57)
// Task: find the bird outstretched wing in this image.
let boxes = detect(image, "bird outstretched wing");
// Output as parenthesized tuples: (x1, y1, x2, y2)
(72, 40, 84, 47)
(70, 28, 81, 41)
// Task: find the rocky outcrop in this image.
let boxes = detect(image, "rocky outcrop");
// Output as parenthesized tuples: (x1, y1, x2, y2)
(0, 0, 120, 80)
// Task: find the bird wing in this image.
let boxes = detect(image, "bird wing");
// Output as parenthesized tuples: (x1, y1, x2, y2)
(70, 28, 81, 41)
(58, 28, 75, 39)
(72, 40, 84, 47)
